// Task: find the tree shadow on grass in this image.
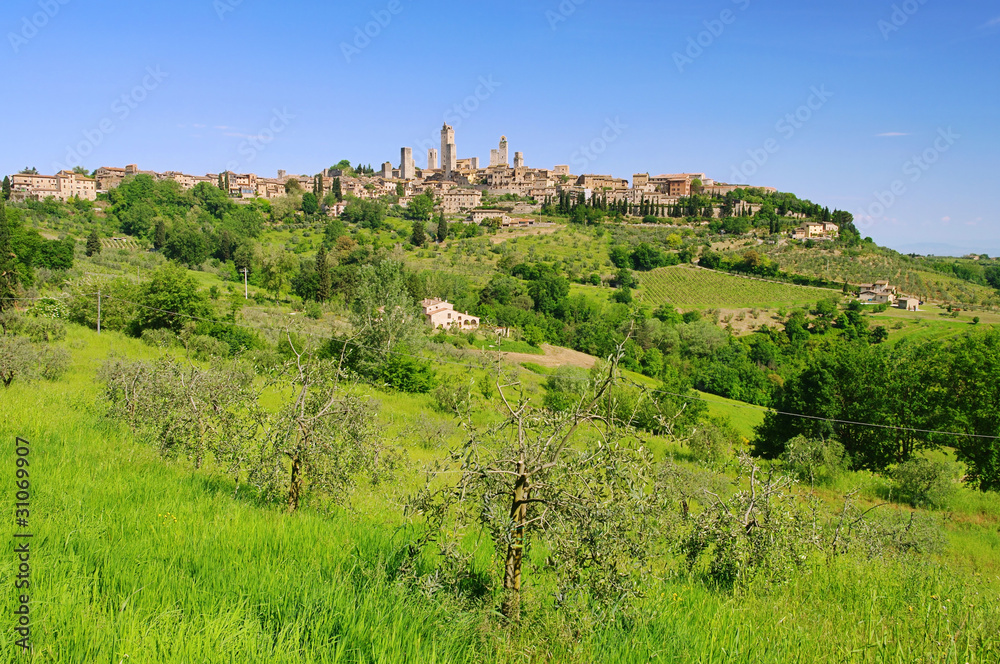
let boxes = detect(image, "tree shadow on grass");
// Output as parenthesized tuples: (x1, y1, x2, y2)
(187, 472, 286, 511)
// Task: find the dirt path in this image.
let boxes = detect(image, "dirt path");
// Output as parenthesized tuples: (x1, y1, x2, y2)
(472, 344, 598, 369)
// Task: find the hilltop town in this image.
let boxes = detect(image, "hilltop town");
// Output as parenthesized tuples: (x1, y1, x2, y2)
(7, 123, 781, 222)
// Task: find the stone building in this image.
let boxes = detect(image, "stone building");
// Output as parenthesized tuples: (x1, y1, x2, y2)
(94, 164, 139, 191)
(9, 170, 97, 201)
(400, 147, 415, 180)
(441, 188, 483, 214)
(427, 148, 438, 171)
(441, 124, 457, 178)
(421, 298, 480, 330)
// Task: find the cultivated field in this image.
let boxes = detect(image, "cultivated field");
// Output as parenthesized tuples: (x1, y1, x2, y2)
(637, 265, 834, 310)
(761, 245, 1000, 308)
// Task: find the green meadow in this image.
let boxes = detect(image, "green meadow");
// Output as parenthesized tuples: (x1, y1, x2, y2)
(2, 324, 999, 663)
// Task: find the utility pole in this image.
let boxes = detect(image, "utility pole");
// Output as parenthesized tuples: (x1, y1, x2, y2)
(242, 268, 249, 300)
(97, 290, 101, 335)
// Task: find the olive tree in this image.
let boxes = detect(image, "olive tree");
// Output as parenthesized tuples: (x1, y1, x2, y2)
(410, 345, 664, 620)
(100, 341, 393, 512)
(257, 337, 391, 512)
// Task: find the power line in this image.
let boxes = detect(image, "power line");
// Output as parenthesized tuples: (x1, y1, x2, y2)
(626, 380, 1000, 442)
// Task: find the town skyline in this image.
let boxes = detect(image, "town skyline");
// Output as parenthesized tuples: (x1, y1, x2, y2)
(2, 0, 997, 254)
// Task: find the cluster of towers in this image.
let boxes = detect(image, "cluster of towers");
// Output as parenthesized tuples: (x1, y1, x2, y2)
(395, 126, 523, 181)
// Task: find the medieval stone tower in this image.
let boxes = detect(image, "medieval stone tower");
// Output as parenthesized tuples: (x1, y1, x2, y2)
(399, 147, 414, 180)
(441, 124, 457, 178)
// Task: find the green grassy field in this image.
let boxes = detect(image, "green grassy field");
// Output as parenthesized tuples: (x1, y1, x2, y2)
(696, 390, 766, 439)
(636, 265, 833, 311)
(870, 304, 1000, 343)
(2, 325, 1000, 662)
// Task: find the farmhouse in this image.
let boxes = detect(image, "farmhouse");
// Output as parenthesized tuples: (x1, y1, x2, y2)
(897, 297, 920, 312)
(421, 298, 480, 330)
(470, 209, 510, 225)
(857, 281, 897, 305)
(792, 222, 838, 240)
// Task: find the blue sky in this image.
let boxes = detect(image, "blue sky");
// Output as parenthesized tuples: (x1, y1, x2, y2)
(2, 0, 997, 254)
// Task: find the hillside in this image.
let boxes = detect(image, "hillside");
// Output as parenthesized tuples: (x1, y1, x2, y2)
(5, 189, 1000, 662)
(636, 264, 833, 310)
(759, 242, 1000, 308)
(3, 325, 1000, 663)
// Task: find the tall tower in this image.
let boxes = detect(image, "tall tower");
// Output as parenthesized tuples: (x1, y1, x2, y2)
(513, 152, 524, 168)
(400, 147, 415, 180)
(444, 144, 456, 179)
(427, 148, 438, 171)
(381, 162, 393, 179)
(440, 124, 457, 173)
(498, 136, 509, 167)
(490, 149, 500, 167)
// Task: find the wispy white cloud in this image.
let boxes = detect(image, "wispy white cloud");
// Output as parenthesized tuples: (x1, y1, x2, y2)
(986, 16, 1000, 27)
(193, 123, 206, 129)
(214, 125, 233, 130)
(877, 132, 909, 137)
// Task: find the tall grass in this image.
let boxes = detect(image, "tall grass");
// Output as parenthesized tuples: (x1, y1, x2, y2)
(1, 326, 999, 662)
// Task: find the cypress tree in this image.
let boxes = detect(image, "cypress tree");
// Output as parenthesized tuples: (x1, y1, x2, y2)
(315, 245, 331, 303)
(2, 176, 10, 201)
(333, 177, 342, 202)
(411, 220, 427, 247)
(154, 219, 166, 250)
(86, 229, 101, 257)
(436, 213, 448, 243)
(0, 198, 18, 311)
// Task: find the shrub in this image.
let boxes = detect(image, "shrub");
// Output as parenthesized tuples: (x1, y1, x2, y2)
(305, 301, 323, 320)
(187, 335, 230, 361)
(890, 458, 956, 509)
(688, 418, 739, 464)
(26, 297, 68, 320)
(0, 311, 66, 342)
(782, 435, 847, 486)
(0, 336, 69, 386)
(374, 353, 436, 393)
(433, 379, 475, 416)
(141, 328, 176, 349)
(37, 346, 70, 381)
(196, 322, 265, 357)
(543, 366, 591, 413)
